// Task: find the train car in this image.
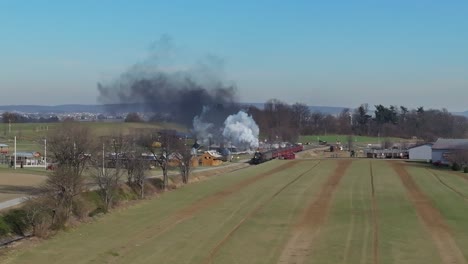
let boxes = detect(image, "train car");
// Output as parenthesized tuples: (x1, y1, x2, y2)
(251, 150, 273, 164)
(251, 144, 303, 164)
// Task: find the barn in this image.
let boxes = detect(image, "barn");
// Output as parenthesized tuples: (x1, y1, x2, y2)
(431, 138, 468, 165)
(408, 143, 433, 162)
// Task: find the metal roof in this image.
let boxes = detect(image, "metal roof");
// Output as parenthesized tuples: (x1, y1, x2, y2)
(432, 138, 468, 150)
(408, 143, 433, 150)
(14, 152, 36, 158)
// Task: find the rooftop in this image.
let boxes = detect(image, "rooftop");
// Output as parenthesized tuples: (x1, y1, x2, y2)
(432, 138, 468, 150)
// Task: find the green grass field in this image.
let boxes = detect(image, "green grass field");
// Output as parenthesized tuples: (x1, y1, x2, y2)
(0, 121, 187, 153)
(3, 159, 468, 264)
(299, 134, 404, 145)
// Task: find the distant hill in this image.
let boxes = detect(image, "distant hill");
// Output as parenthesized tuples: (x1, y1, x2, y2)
(453, 111, 468, 117)
(0, 103, 349, 115)
(0, 104, 145, 114)
(243, 103, 347, 115)
(1, 104, 466, 117)
(0, 104, 107, 113)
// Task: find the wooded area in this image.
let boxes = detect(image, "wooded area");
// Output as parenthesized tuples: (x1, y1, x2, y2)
(247, 100, 468, 142)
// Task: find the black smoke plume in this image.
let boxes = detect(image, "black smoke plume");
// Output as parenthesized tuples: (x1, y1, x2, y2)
(97, 36, 240, 127)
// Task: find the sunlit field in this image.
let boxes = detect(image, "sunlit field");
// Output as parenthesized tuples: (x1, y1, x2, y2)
(4, 159, 468, 264)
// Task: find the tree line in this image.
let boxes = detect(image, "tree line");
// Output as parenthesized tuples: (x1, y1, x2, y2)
(1, 112, 60, 123)
(247, 99, 468, 142)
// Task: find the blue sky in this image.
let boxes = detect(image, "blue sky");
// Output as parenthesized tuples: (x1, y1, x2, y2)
(0, 1, 467, 111)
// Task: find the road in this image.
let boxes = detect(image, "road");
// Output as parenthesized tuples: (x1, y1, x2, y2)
(0, 161, 251, 211)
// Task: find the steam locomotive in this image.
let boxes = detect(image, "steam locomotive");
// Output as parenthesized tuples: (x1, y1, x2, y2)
(251, 144, 303, 164)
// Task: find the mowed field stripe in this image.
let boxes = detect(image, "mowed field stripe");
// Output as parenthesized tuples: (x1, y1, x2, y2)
(341, 167, 356, 264)
(106, 160, 303, 261)
(370, 161, 379, 264)
(391, 161, 467, 264)
(277, 159, 352, 264)
(204, 160, 322, 264)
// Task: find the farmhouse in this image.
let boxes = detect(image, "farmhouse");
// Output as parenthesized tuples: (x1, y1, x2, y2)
(16, 152, 44, 167)
(431, 138, 468, 165)
(408, 143, 433, 162)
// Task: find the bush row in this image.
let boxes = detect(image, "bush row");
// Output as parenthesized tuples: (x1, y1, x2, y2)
(0, 179, 167, 241)
(451, 163, 468, 173)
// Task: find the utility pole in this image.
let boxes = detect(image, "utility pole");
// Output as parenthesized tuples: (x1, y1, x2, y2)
(102, 142, 105, 174)
(44, 138, 47, 169)
(14, 136, 16, 170)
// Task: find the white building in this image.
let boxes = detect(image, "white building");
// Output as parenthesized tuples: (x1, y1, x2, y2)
(408, 143, 432, 162)
(432, 138, 468, 165)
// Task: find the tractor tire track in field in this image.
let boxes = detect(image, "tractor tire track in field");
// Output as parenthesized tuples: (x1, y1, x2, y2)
(341, 170, 356, 264)
(106, 161, 301, 263)
(448, 171, 468, 182)
(370, 161, 379, 264)
(204, 161, 322, 264)
(391, 161, 467, 264)
(277, 159, 352, 264)
(428, 169, 468, 200)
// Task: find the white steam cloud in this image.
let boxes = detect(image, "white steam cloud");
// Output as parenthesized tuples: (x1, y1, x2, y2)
(193, 106, 214, 145)
(222, 111, 259, 149)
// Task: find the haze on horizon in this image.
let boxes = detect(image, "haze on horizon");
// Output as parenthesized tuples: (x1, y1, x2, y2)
(0, 1, 467, 112)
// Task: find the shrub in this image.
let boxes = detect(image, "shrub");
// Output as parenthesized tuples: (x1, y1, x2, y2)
(452, 163, 461, 171)
(88, 207, 106, 218)
(117, 185, 139, 201)
(22, 198, 53, 238)
(51, 207, 69, 230)
(33, 220, 51, 238)
(3, 209, 30, 236)
(464, 167, 468, 173)
(0, 217, 11, 236)
(81, 191, 103, 206)
(73, 197, 95, 219)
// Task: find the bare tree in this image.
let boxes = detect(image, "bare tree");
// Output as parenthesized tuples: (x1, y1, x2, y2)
(38, 166, 85, 228)
(291, 103, 310, 133)
(91, 166, 124, 212)
(47, 122, 95, 176)
(138, 130, 182, 190)
(126, 149, 148, 199)
(37, 122, 95, 228)
(23, 198, 52, 237)
(90, 134, 129, 211)
(173, 145, 194, 184)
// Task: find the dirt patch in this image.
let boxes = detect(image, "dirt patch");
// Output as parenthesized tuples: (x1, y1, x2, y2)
(295, 148, 321, 159)
(391, 161, 467, 264)
(278, 159, 352, 264)
(369, 161, 379, 264)
(0, 173, 46, 203)
(107, 160, 302, 262)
